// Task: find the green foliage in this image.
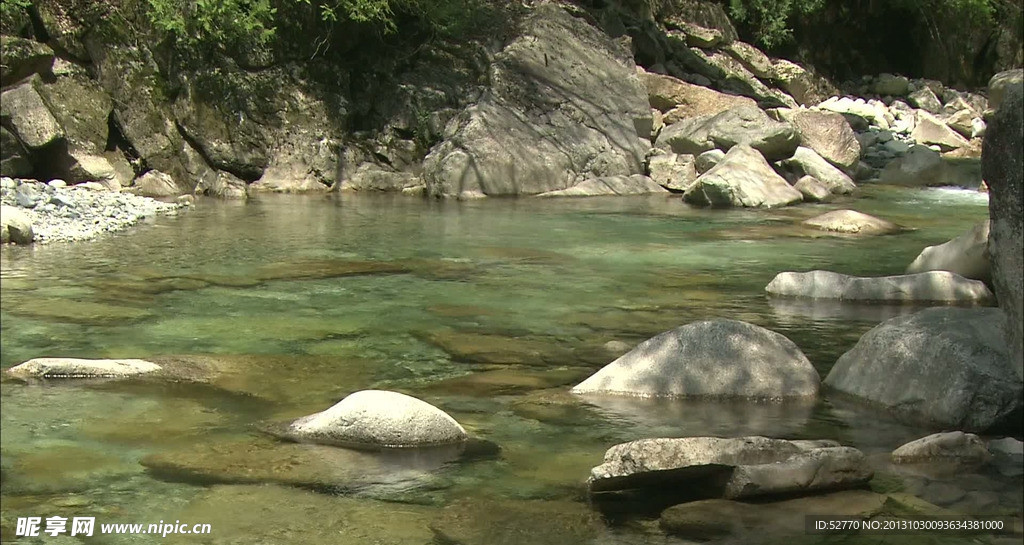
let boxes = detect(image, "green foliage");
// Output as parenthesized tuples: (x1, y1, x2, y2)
(146, 0, 278, 49)
(727, 0, 825, 49)
(728, 0, 998, 50)
(143, 0, 496, 55)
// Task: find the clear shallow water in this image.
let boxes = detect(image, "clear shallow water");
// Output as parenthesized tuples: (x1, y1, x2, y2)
(1, 186, 1019, 544)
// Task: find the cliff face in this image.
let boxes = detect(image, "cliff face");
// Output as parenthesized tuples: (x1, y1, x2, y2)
(0, 0, 1019, 198)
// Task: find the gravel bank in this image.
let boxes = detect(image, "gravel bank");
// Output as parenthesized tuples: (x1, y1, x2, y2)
(1, 177, 188, 244)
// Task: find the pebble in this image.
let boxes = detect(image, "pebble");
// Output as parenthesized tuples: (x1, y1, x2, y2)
(1, 177, 186, 244)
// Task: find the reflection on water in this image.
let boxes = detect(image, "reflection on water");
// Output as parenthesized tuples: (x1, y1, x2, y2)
(1, 189, 1018, 543)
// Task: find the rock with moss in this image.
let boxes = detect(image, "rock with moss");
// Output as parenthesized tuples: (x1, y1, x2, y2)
(0, 36, 54, 87)
(982, 78, 1023, 379)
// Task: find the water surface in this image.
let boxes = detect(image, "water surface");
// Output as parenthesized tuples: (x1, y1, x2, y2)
(2, 186, 1017, 544)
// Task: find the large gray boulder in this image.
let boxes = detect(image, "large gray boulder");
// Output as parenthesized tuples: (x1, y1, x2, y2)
(657, 105, 798, 161)
(0, 205, 34, 244)
(982, 80, 1023, 379)
(782, 147, 856, 195)
(772, 108, 861, 170)
(537, 175, 668, 197)
(571, 319, 819, 399)
(5, 357, 162, 379)
(282, 390, 468, 449)
(0, 77, 65, 149)
(423, 5, 649, 198)
(132, 170, 180, 198)
(771, 59, 837, 106)
(682, 145, 803, 208)
(987, 69, 1023, 111)
(588, 437, 871, 506)
(877, 145, 948, 186)
(905, 220, 990, 282)
(765, 270, 994, 304)
(793, 175, 831, 203)
(824, 307, 1021, 431)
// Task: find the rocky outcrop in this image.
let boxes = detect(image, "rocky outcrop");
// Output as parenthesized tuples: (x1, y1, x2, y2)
(423, 5, 649, 198)
(801, 210, 900, 235)
(988, 69, 1023, 111)
(682, 144, 802, 208)
(588, 436, 872, 510)
(824, 307, 1021, 431)
(765, 270, 994, 304)
(641, 70, 756, 121)
(905, 221, 990, 282)
(0, 36, 55, 87)
(538, 175, 667, 197)
(656, 105, 798, 161)
(5, 357, 162, 379)
(982, 76, 1023, 379)
(281, 390, 467, 449)
(891, 432, 991, 464)
(571, 319, 819, 399)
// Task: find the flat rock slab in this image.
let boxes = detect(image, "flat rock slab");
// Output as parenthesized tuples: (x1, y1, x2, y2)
(429, 497, 602, 545)
(801, 210, 900, 235)
(571, 319, 819, 399)
(892, 432, 991, 464)
(537, 175, 668, 196)
(417, 330, 574, 366)
(660, 490, 887, 540)
(824, 307, 1020, 431)
(765, 270, 995, 304)
(588, 436, 872, 513)
(282, 390, 468, 449)
(5, 358, 162, 380)
(165, 484, 437, 545)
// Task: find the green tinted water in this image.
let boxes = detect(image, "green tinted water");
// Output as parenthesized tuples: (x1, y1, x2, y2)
(1, 186, 1018, 544)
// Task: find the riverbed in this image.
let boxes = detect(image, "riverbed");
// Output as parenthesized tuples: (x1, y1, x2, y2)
(1, 185, 1017, 544)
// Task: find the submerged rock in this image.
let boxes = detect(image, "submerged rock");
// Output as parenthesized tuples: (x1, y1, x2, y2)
(537, 175, 668, 197)
(765, 270, 994, 304)
(891, 432, 991, 464)
(282, 390, 467, 449)
(588, 436, 872, 513)
(905, 220, 990, 282)
(430, 497, 601, 545)
(571, 319, 819, 399)
(660, 490, 887, 541)
(5, 357, 161, 380)
(824, 307, 1020, 431)
(801, 210, 900, 235)
(682, 144, 803, 208)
